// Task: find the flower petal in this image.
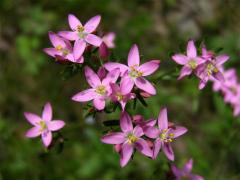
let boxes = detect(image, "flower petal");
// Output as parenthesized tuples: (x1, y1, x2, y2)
(101, 132, 125, 144)
(93, 98, 105, 110)
(158, 107, 168, 130)
(120, 76, 134, 94)
(58, 31, 78, 41)
(213, 71, 225, 82)
(171, 165, 183, 178)
(48, 120, 65, 131)
(73, 39, 86, 60)
(172, 54, 188, 65)
(189, 175, 204, 180)
(178, 66, 192, 80)
(84, 15, 101, 33)
(170, 126, 188, 139)
(120, 143, 133, 167)
(135, 77, 156, 95)
(133, 125, 144, 137)
(72, 89, 96, 102)
(120, 111, 133, 133)
(102, 32, 115, 48)
(49, 32, 66, 48)
(183, 159, 193, 173)
(43, 48, 58, 57)
(138, 60, 160, 76)
(68, 14, 82, 31)
(187, 40, 197, 58)
(163, 143, 174, 161)
(85, 34, 102, 47)
(135, 138, 152, 157)
(143, 126, 159, 139)
(104, 62, 129, 76)
(25, 127, 41, 138)
(42, 102, 52, 122)
(41, 131, 52, 147)
(216, 55, 229, 66)
(153, 139, 162, 159)
(102, 68, 120, 85)
(128, 44, 140, 67)
(24, 112, 41, 126)
(84, 66, 101, 88)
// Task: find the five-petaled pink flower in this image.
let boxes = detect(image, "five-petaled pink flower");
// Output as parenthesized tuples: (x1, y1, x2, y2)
(110, 78, 135, 110)
(144, 108, 187, 160)
(72, 66, 120, 110)
(44, 32, 84, 63)
(172, 40, 205, 80)
(101, 111, 152, 167)
(104, 44, 160, 95)
(59, 14, 102, 59)
(24, 102, 65, 147)
(171, 159, 204, 180)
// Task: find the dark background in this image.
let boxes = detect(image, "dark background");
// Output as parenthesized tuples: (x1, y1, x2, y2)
(1, 0, 240, 179)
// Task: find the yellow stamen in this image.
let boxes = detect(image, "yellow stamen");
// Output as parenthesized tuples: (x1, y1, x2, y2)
(160, 129, 174, 143)
(56, 45, 62, 51)
(188, 59, 197, 69)
(95, 85, 106, 95)
(116, 92, 124, 101)
(207, 63, 218, 76)
(127, 133, 138, 144)
(129, 66, 143, 78)
(77, 25, 84, 32)
(38, 120, 47, 132)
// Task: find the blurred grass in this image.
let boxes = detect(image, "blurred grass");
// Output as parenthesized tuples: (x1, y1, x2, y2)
(1, 0, 240, 179)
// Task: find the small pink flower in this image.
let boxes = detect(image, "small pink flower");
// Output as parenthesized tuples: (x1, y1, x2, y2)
(104, 44, 160, 95)
(110, 78, 135, 110)
(72, 66, 120, 110)
(58, 14, 102, 59)
(99, 32, 115, 58)
(101, 111, 152, 167)
(24, 102, 65, 147)
(43, 32, 84, 63)
(144, 108, 187, 160)
(171, 159, 204, 180)
(196, 46, 229, 89)
(172, 40, 205, 80)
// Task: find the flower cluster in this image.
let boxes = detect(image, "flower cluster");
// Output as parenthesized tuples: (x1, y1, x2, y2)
(211, 68, 240, 116)
(72, 44, 160, 110)
(101, 108, 187, 167)
(44, 14, 115, 63)
(172, 40, 229, 89)
(24, 13, 240, 178)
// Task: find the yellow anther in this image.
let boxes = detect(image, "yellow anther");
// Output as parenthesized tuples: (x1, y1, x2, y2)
(207, 63, 218, 76)
(95, 85, 106, 95)
(160, 129, 174, 143)
(77, 25, 85, 32)
(188, 59, 197, 69)
(129, 66, 143, 78)
(116, 93, 124, 101)
(56, 45, 62, 51)
(38, 120, 47, 132)
(127, 133, 138, 144)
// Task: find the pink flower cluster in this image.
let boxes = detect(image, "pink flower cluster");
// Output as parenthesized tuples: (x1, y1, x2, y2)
(72, 44, 160, 110)
(101, 108, 187, 167)
(44, 14, 115, 63)
(211, 68, 240, 116)
(172, 40, 229, 89)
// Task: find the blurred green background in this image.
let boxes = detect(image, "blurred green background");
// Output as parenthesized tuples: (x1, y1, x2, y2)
(1, 0, 240, 179)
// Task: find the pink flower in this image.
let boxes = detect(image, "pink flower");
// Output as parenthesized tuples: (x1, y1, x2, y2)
(144, 108, 187, 160)
(171, 159, 204, 180)
(104, 44, 160, 95)
(101, 111, 152, 167)
(172, 40, 205, 80)
(43, 32, 84, 63)
(196, 47, 229, 89)
(102, 32, 115, 48)
(110, 78, 135, 110)
(72, 66, 120, 110)
(24, 102, 65, 147)
(58, 14, 102, 58)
